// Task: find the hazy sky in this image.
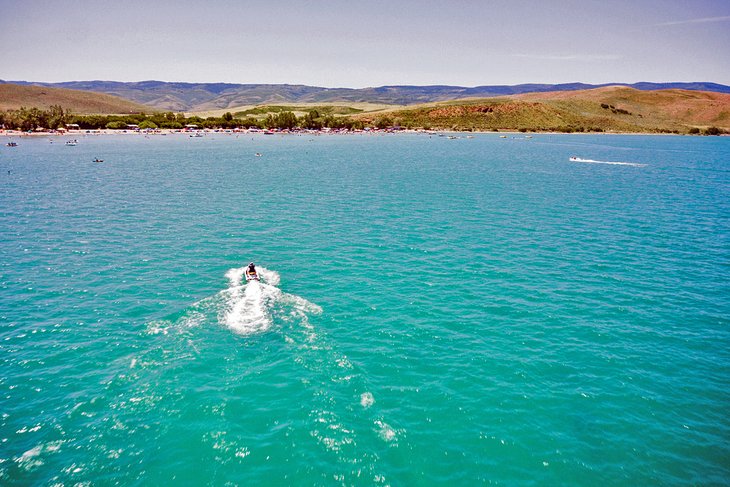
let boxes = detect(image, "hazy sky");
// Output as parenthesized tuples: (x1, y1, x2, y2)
(2, 0, 729, 87)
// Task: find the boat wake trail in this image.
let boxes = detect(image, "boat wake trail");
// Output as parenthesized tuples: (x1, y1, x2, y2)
(143, 265, 396, 483)
(570, 157, 646, 167)
(221, 266, 320, 335)
(146, 266, 320, 336)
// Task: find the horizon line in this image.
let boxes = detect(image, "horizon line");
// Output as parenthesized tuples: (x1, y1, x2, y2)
(3, 79, 729, 90)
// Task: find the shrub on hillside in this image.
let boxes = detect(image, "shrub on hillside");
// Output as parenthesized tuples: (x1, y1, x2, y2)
(374, 116, 393, 129)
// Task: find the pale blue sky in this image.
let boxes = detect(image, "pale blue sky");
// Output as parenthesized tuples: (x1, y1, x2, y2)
(1, 0, 729, 87)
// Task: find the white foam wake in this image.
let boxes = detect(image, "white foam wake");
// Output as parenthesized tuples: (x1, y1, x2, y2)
(145, 265, 317, 336)
(221, 266, 316, 335)
(569, 157, 646, 167)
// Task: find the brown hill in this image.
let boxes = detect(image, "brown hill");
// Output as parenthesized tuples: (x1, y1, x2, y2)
(515, 86, 730, 130)
(0, 83, 148, 114)
(354, 87, 730, 133)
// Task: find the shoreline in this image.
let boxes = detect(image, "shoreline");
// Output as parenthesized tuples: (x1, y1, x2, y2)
(2, 128, 725, 139)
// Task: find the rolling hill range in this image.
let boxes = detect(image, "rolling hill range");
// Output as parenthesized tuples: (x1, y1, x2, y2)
(0, 83, 149, 114)
(3, 79, 729, 112)
(354, 86, 730, 133)
(1, 82, 727, 134)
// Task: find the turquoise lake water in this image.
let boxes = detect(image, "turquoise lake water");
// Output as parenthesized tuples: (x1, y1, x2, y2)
(1, 132, 728, 485)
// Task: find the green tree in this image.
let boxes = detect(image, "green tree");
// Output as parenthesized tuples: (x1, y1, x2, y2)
(159, 121, 183, 129)
(106, 121, 127, 129)
(301, 110, 322, 129)
(373, 115, 393, 129)
(240, 117, 262, 129)
(138, 120, 158, 130)
(275, 111, 298, 129)
(47, 105, 67, 129)
(13, 107, 47, 131)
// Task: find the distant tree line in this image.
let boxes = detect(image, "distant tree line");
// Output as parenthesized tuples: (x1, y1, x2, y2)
(2, 105, 725, 135)
(0, 107, 366, 131)
(0, 105, 69, 131)
(264, 110, 364, 130)
(688, 126, 725, 135)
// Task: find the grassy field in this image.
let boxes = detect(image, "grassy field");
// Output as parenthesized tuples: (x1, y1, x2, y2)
(0, 83, 149, 114)
(234, 105, 363, 117)
(192, 102, 397, 119)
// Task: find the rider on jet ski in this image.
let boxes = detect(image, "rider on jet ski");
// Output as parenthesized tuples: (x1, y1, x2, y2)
(246, 262, 259, 281)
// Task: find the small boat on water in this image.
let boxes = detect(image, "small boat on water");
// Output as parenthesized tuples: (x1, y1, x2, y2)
(93, 158, 104, 163)
(65, 140, 78, 146)
(6, 142, 18, 147)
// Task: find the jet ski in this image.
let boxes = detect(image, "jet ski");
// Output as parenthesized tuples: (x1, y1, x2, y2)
(245, 263, 260, 281)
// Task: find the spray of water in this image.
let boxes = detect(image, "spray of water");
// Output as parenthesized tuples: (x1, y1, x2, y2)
(220, 266, 318, 335)
(146, 265, 317, 336)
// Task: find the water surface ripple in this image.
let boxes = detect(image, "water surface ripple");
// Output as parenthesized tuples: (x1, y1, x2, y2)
(1, 133, 728, 485)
